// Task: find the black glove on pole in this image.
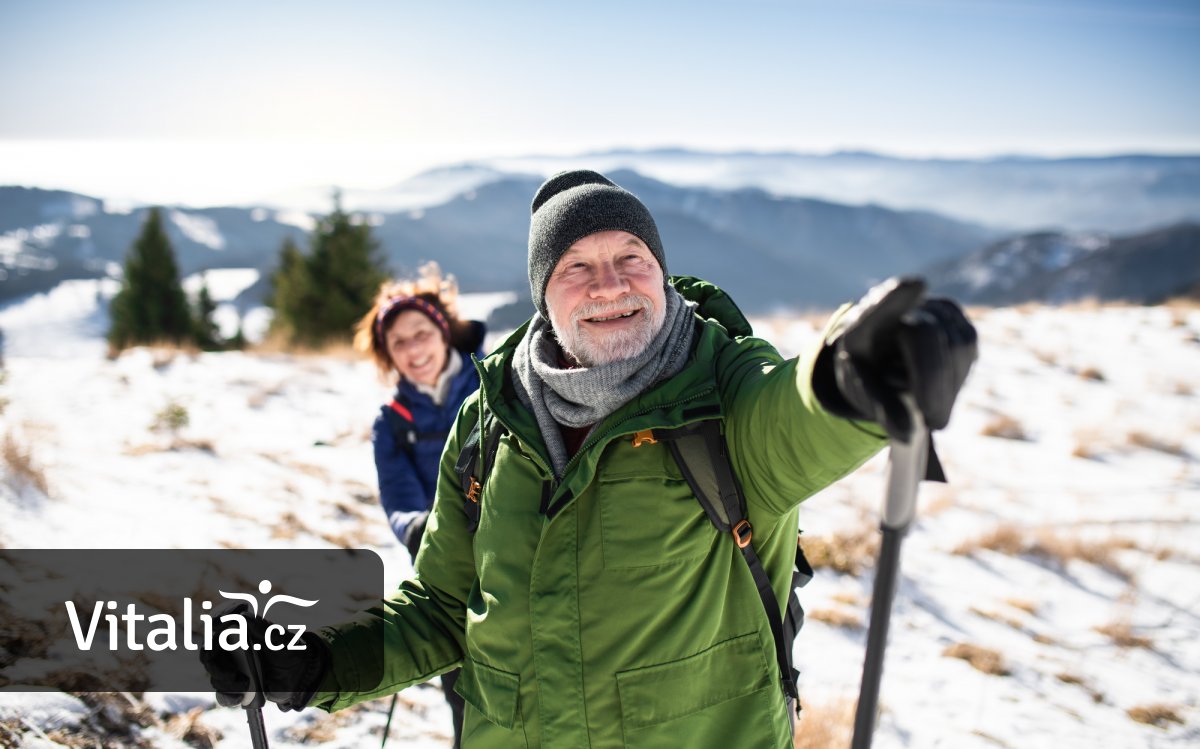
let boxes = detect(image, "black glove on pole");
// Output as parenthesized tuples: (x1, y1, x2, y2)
(199, 602, 332, 744)
(813, 277, 977, 749)
(815, 276, 977, 444)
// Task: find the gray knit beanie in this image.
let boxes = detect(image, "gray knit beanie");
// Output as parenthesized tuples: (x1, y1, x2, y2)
(527, 170, 666, 318)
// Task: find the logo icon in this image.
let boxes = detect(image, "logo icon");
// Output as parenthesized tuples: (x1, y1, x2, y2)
(219, 579, 319, 618)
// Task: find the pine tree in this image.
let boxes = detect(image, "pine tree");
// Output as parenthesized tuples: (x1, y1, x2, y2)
(192, 275, 222, 351)
(266, 235, 312, 340)
(267, 194, 388, 347)
(108, 208, 194, 352)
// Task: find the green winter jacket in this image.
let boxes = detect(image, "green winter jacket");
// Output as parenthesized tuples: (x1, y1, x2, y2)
(312, 278, 885, 748)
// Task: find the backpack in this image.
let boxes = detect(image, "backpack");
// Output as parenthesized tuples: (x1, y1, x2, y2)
(452, 406, 813, 715)
(382, 398, 450, 459)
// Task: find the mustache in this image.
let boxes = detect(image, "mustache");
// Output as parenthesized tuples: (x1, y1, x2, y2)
(570, 295, 653, 324)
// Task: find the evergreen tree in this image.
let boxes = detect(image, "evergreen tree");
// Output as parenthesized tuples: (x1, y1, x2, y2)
(108, 208, 193, 352)
(191, 275, 222, 351)
(266, 235, 311, 339)
(267, 194, 388, 347)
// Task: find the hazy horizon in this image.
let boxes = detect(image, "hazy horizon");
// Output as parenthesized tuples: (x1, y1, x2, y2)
(2, 0, 1196, 206)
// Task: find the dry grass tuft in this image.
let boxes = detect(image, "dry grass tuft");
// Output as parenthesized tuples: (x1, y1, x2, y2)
(1004, 598, 1039, 615)
(271, 511, 314, 541)
(793, 697, 857, 749)
(831, 591, 866, 607)
(1127, 703, 1184, 728)
(942, 642, 1010, 676)
(285, 700, 395, 745)
(953, 524, 1137, 581)
(954, 524, 1025, 556)
(250, 333, 360, 361)
(809, 607, 863, 630)
(1036, 532, 1137, 580)
(1095, 621, 1155, 650)
(1032, 349, 1059, 367)
(281, 712, 341, 744)
(2, 431, 49, 496)
(163, 708, 222, 749)
(1126, 430, 1187, 457)
(981, 413, 1028, 441)
(1056, 672, 1105, 703)
(969, 606, 1024, 630)
(150, 401, 190, 434)
(801, 526, 880, 576)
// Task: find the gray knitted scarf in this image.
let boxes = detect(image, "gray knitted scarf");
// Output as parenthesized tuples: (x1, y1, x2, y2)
(514, 287, 696, 477)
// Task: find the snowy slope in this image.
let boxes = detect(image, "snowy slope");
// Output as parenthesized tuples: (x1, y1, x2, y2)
(1, 292, 1197, 747)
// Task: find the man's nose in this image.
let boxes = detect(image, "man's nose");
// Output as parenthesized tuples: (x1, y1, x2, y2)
(589, 261, 629, 298)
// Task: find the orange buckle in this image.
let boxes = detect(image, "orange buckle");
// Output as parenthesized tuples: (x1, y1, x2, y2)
(632, 429, 657, 447)
(732, 519, 753, 548)
(466, 478, 482, 504)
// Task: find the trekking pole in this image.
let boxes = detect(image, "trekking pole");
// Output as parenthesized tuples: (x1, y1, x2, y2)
(851, 396, 928, 749)
(239, 643, 271, 749)
(381, 694, 398, 749)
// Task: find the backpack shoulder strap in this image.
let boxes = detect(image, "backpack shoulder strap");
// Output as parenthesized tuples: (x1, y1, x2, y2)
(385, 398, 450, 456)
(654, 420, 802, 707)
(453, 401, 503, 532)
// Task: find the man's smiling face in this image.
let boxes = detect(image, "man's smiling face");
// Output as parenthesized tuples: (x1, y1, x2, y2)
(544, 230, 667, 367)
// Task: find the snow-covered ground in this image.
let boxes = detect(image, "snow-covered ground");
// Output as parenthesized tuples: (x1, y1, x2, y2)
(1, 288, 1197, 748)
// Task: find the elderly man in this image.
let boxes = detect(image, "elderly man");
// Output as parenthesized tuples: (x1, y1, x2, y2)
(205, 170, 977, 748)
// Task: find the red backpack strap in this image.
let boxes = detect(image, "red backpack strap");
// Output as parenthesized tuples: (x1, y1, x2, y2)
(387, 399, 414, 423)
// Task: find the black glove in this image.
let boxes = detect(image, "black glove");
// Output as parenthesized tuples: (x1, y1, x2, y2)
(402, 510, 430, 560)
(198, 603, 331, 712)
(814, 277, 977, 442)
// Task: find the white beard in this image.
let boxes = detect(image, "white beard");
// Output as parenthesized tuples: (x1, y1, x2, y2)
(550, 294, 666, 367)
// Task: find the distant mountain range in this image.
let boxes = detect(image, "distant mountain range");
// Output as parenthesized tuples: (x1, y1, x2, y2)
(925, 223, 1200, 305)
(276, 150, 1200, 234)
(2, 150, 1198, 315)
(0, 173, 1000, 313)
(0, 188, 309, 306)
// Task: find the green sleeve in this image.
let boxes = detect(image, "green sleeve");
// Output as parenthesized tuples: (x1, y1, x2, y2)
(721, 309, 887, 518)
(308, 394, 481, 712)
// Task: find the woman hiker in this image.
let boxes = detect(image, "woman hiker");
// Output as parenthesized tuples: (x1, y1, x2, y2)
(353, 261, 486, 749)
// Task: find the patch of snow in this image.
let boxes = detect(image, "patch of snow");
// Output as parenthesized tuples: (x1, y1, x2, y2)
(169, 209, 226, 250)
(1, 298, 1197, 747)
(0, 691, 90, 728)
(456, 291, 518, 323)
(103, 199, 136, 215)
(274, 210, 316, 232)
(0, 278, 118, 358)
(181, 268, 260, 302)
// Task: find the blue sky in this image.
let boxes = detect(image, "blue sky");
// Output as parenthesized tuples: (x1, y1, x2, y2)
(1, 0, 1196, 203)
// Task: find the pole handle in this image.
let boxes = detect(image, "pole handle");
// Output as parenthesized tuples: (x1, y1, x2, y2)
(238, 642, 270, 749)
(881, 395, 928, 531)
(851, 396, 928, 749)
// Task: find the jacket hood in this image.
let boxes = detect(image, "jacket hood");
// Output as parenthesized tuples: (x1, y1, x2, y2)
(669, 276, 753, 338)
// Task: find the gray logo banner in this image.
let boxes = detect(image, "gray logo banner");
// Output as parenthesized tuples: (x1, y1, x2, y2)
(0, 549, 384, 693)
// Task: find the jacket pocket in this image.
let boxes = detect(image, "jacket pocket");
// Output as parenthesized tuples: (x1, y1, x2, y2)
(616, 632, 773, 733)
(599, 455, 715, 570)
(454, 658, 521, 731)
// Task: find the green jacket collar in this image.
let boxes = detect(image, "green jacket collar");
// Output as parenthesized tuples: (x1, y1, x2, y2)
(474, 276, 749, 474)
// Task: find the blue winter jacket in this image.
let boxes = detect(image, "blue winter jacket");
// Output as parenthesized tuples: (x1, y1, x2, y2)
(373, 323, 486, 544)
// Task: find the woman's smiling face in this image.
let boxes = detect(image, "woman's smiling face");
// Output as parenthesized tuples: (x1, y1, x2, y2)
(385, 309, 448, 386)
